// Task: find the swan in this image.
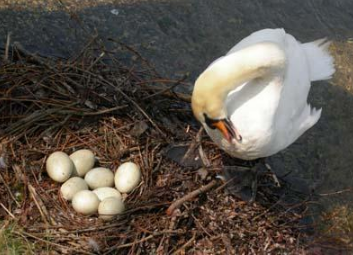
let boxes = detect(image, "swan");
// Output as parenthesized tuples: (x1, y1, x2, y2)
(191, 28, 335, 199)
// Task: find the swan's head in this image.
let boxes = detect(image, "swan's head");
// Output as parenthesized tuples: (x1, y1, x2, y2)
(192, 42, 286, 143)
(191, 70, 242, 143)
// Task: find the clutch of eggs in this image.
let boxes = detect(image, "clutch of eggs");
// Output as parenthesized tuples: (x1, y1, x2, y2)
(46, 150, 141, 220)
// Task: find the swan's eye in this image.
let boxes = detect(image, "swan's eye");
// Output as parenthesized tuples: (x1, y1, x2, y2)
(203, 113, 242, 143)
(204, 113, 218, 130)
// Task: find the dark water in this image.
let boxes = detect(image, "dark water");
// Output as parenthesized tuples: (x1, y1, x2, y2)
(1, 0, 353, 218)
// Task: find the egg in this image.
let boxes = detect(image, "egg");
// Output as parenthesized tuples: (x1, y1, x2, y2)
(46, 151, 75, 183)
(60, 177, 88, 201)
(72, 190, 100, 215)
(84, 167, 114, 189)
(98, 197, 125, 221)
(69, 149, 95, 177)
(114, 162, 141, 193)
(93, 187, 122, 201)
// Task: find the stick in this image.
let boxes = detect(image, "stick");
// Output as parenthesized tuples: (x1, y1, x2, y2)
(0, 173, 20, 206)
(4, 32, 11, 61)
(13, 42, 52, 69)
(141, 84, 191, 102)
(113, 230, 184, 250)
(142, 74, 188, 100)
(166, 179, 218, 216)
(171, 232, 196, 255)
(0, 202, 15, 218)
(28, 183, 56, 225)
(181, 127, 204, 165)
(319, 188, 352, 196)
(112, 78, 167, 138)
(15, 231, 95, 255)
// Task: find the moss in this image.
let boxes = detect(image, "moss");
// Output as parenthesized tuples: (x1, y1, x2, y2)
(0, 223, 35, 255)
(319, 205, 353, 247)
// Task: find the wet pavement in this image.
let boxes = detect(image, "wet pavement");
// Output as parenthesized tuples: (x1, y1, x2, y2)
(1, 0, 353, 217)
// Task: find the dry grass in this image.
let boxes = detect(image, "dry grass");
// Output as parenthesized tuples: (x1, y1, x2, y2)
(308, 204, 353, 253)
(330, 41, 353, 93)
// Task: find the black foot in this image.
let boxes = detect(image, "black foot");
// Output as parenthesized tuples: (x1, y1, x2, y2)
(223, 163, 260, 203)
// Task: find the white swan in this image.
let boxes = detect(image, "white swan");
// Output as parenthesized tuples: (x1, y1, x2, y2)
(192, 28, 335, 162)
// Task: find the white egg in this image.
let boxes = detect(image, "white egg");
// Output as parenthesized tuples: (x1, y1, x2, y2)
(60, 177, 88, 201)
(114, 162, 141, 193)
(46, 151, 75, 183)
(72, 190, 100, 215)
(93, 187, 122, 201)
(84, 167, 114, 189)
(69, 149, 95, 177)
(98, 197, 125, 221)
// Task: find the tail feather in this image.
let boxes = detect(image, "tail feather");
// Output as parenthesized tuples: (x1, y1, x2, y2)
(302, 39, 335, 81)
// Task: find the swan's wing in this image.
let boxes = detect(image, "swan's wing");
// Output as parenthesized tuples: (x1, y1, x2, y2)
(302, 39, 335, 81)
(209, 28, 286, 68)
(273, 33, 323, 148)
(227, 28, 330, 150)
(227, 28, 286, 55)
(210, 29, 333, 153)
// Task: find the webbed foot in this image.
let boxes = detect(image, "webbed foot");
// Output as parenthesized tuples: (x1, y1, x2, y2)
(222, 158, 280, 202)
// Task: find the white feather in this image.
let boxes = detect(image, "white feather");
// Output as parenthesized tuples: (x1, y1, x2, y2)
(302, 39, 335, 81)
(203, 28, 335, 160)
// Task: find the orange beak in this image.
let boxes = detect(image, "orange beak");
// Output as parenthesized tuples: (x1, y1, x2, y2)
(212, 119, 242, 143)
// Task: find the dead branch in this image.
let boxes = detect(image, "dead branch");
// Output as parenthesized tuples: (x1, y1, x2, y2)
(166, 179, 219, 216)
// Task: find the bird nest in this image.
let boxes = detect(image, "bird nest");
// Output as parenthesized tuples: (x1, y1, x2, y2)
(0, 36, 320, 254)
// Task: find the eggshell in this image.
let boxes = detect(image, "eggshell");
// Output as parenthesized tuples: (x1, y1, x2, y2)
(46, 152, 75, 183)
(98, 197, 125, 221)
(60, 177, 88, 201)
(93, 187, 122, 201)
(114, 162, 141, 193)
(84, 167, 114, 189)
(69, 149, 95, 177)
(72, 190, 100, 215)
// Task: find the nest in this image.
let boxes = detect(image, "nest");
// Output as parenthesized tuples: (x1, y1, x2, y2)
(0, 35, 316, 254)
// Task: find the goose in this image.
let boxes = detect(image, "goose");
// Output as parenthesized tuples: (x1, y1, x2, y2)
(191, 28, 335, 200)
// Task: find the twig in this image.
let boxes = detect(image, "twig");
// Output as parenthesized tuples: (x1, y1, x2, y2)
(0, 173, 20, 206)
(253, 194, 285, 221)
(81, 105, 127, 116)
(112, 78, 167, 138)
(108, 38, 160, 77)
(15, 231, 96, 255)
(214, 176, 236, 193)
(198, 144, 210, 167)
(13, 42, 53, 69)
(50, 63, 167, 138)
(141, 84, 191, 102)
(191, 214, 212, 237)
(166, 179, 219, 216)
(114, 230, 184, 249)
(70, 32, 99, 63)
(4, 32, 11, 61)
(87, 52, 105, 71)
(319, 188, 352, 196)
(157, 210, 179, 253)
(171, 232, 196, 255)
(136, 78, 191, 87)
(0, 202, 15, 218)
(181, 127, 204, 165)
(28, 183, 56, 226)
(142, 74, 188, 100)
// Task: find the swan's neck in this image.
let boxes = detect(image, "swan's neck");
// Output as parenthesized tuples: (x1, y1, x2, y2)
(193, 42, 286, 120)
